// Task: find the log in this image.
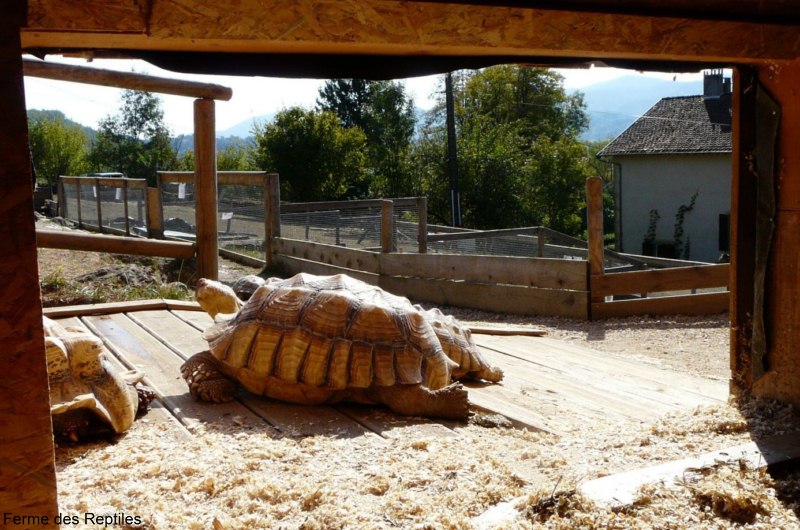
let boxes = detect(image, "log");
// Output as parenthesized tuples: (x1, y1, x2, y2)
(194, 98, 218, 280)
(36, 229, 195, 259)
(23, 58, 232, 100)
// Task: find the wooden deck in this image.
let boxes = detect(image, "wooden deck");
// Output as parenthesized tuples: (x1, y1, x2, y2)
(44, 301, 728, 439)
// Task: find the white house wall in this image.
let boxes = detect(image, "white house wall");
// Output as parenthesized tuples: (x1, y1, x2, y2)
(616, 153, 731, 263)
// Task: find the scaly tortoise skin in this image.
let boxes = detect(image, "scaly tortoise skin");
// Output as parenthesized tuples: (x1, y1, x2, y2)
(43, 317, 154, 442)
(182, 274, 503, 419)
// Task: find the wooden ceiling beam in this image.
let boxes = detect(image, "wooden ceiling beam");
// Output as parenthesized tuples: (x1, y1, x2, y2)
(20, 0, 800, 64)
(22, 58, 232, 100)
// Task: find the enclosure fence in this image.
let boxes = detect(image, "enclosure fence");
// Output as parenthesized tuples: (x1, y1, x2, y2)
(59, 176, 148, 236)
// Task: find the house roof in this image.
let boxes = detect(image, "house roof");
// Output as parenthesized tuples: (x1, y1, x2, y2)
(597, 93, 732, 157)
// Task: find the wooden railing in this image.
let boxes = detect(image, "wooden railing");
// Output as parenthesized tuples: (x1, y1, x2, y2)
(585, 176, 730, 319)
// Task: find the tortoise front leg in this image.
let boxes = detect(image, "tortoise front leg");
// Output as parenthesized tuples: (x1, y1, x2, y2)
(370, 383, 470, 420)
(180, 351, 238, 403)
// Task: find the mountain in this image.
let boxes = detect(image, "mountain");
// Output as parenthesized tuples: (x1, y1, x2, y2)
(572, 76, 703, 142)
(218, 113, 275, 138)
(27, 108, 97, 141)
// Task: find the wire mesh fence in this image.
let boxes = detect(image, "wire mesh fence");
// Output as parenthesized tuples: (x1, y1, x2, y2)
(279, 199, 423, 253)
(60, 177, 148, 236)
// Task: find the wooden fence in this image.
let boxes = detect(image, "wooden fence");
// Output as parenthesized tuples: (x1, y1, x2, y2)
(585, 176, 730, 319)
(49, 173, 729, 319)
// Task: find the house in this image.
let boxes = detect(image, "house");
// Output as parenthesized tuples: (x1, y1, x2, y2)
(598, 72, 732, 263)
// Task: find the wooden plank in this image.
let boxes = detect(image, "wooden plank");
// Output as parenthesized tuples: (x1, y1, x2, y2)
(159, 171, 270, 186)
(239, 395, 379, 439)
(381, 252, 587, 291)
(22, 1, 800, 63)
(81, 313, 268, 433)
(61, 175, 148, 188)
(164, 299, 203, 311)
(468, 326, 547, 337)
(580, 431, 800, 506)
(473, 345, 677, 422)
(126, 310, 208, 360)
(171, 308, 216, 332)
(379, 275, 589, 319)
(23, 58, 232, 100)
(464, 383, 567, 435)
(36, 229, 195, 259)
(276, 255, 380, 285)
(194, 98, 218, 281)
(592, 264, 730, 297)
(475, 335, 727, 404)
(0, 9, 58, 520)
(43, 299, 167, 318)
(592, 291, 729, 319)
(274, 237, 381, 274)
(427, 226, 540, 242)
(336, 405, 459, 439)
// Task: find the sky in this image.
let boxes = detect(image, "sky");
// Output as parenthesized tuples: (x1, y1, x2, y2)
(22, 55, 704, 137)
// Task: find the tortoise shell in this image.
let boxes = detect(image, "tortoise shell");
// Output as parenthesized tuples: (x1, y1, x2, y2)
(202, 274, 459, 395)
(44, 317, 141, 439)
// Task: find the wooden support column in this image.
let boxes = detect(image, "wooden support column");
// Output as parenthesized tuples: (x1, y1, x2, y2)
(417, 196, 427, 254)
(586, 176, 605, 318)
(194, 98, 218, 280)
(146, 187, 163, 238)
(730, 66, 759, 393)
(749, 59, 800, 402)
(0, 3, 59, 524)
(264, 173, 281, 267)
(381, 200, 395, 253)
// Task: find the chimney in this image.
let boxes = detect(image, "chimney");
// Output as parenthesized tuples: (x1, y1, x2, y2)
(703, 69, 730, 98)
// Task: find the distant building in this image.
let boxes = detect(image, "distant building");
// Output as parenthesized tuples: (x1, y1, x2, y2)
(598, 71, 732, 263)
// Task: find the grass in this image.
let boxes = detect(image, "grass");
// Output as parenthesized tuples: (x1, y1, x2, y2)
(39, 261, 192, 307)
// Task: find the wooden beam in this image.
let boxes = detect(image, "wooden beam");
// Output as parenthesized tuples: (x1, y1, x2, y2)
(194, 98, 218, 280)
(21, 1, 800, 63)
(22, 58, 232, 100)
(591, 292, 729, 319)
(581, 431, 800, 506)
(0, 4, 59, 524)
(36, 229, 195, 259)
(591, 264, 729, 297)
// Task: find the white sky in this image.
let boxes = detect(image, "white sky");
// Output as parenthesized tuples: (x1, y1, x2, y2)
(22, 56, 703, 136)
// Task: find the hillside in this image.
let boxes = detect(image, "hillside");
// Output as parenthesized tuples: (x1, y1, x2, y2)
(573, 75, 703, 141)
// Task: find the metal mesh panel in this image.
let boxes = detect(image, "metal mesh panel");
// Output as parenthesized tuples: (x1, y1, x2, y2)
(61, 182, 79, 223)
(218, 183, 266, 260)
(280, 200, 424, 253)
(126, 188, 147, 236)
(160, 181, 197, 238)
(79, 183, 98, 229)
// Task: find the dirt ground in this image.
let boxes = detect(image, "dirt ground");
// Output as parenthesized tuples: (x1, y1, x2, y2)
(37, 222, 800, 529)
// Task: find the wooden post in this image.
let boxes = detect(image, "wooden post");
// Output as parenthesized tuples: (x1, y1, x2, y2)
(381, 199, 395, 253)
(264, 173, 281, 267)
(76, 179, 83, 228)
(146, 187, 164, 239)
(587, 177, 605, 314)
(537, 226, 545, 257)
(417, 196, 428, 254)
(95, 177, 103, 232)
(194, 98, 218, 280)
(123, 182, 130, 236)
(58, 176, 66, 218)
(0, 7, 59, 524)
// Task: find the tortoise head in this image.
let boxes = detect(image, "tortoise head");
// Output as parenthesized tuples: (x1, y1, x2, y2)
(196, 278, 243, 319)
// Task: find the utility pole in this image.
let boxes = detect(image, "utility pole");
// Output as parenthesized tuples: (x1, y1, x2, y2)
(445, 72, 462, 227)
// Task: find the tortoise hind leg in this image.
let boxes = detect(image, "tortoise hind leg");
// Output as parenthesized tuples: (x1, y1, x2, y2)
(180, 351, 238, 403)
(370, 383, 470, 420)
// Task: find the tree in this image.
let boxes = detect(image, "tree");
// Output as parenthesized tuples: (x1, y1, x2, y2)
(28, 114, 90, 186)
(318, 79, 416, 197)
(252, 107, 368, 202)
(412, 65, 592, 234)
(89, 90, 177, 185)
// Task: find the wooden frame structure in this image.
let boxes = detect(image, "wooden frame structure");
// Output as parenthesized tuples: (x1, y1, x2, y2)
(6, 0, 800, 522)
